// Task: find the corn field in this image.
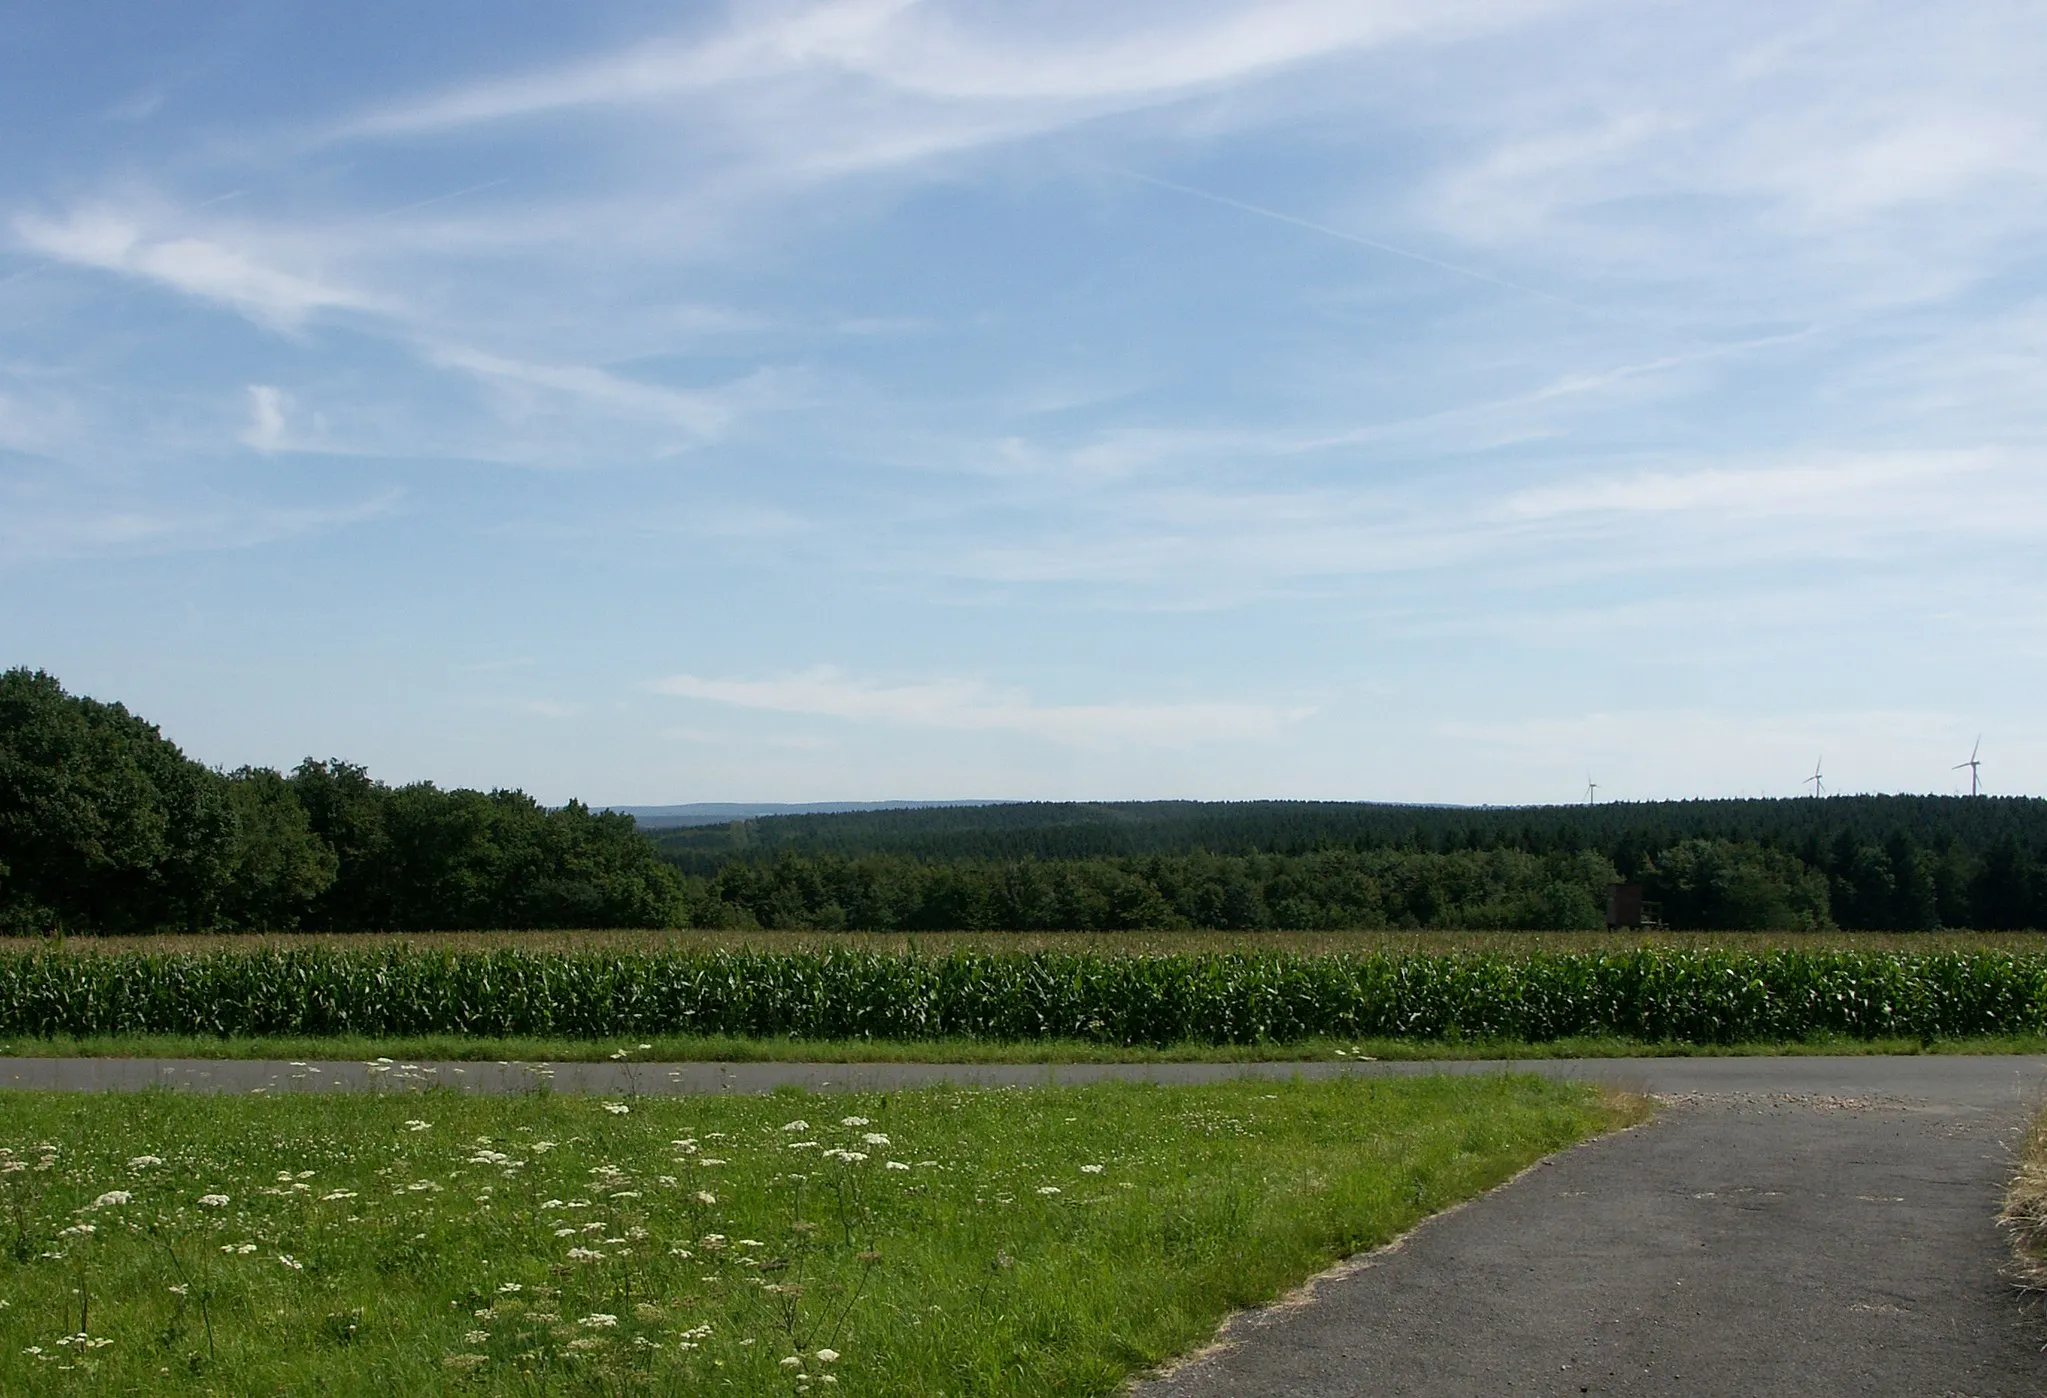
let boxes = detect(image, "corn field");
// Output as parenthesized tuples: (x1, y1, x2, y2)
(0, 946, 2043, 1045)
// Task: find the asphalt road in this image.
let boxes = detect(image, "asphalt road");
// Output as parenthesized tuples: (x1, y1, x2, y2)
(1133, 1055, 2047, 1398)
(4, 1054, 2043, 1392)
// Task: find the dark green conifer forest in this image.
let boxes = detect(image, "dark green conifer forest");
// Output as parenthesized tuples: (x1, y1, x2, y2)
(4, 668, 2043, 933)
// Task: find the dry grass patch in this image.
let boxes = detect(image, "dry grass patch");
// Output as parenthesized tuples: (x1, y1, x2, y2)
(2003, 1107, 2047, 1290)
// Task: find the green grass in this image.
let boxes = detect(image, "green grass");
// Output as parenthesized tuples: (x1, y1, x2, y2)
(0, 1076, 1635, 1395)
(4, 1030, 2047, 1064)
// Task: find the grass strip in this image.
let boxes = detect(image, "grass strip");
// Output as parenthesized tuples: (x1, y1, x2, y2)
(14, 930, 2047, 955)
(0, 1076, 1635, 1394)
(4, 1031, 2047, 1063)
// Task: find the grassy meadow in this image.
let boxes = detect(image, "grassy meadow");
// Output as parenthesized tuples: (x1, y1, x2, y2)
(5, 1030, 2046, 1065)
(0, 1075, 1635, 1395)
(11, 928, 2047, 956)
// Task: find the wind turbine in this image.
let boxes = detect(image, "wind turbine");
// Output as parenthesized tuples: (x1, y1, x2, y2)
(1586, 774, 1598, 805)
(1954, 736, 1982, 796)
(1805, 757, 1824, 798)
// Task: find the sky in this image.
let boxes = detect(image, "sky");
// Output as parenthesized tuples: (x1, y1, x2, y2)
(2, 0, 2043, 806)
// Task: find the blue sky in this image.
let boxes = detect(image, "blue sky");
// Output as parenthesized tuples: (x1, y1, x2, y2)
(3, 1, 2043, 805)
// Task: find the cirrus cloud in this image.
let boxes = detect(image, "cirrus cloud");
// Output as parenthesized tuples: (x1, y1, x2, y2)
(652, 666, 1309, 746)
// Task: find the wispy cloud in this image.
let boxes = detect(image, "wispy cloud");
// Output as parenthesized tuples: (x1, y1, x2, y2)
(652, 665, 1309, 745)
(1497, 451, 2000, 523)
(14, 208, 380, 330)
(427, 345, 797, 444)
(896, 445, 2047, 605)
(241, 385, 289, 452)
(344, 0, 1553, 142)
(0, 485, 403, 564)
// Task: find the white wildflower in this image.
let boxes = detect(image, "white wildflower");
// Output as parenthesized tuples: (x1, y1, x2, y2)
(885, 1160, 911, 1171)
(1037, 1186, 1061, 1195)
(126, 1156, 163, 1170)
(1080, 1164, 1104, 1174)
(602, 1103, 630, 1116)
(278, 1254, 303, 1270)
(566, 1247, 605, 1261)
(861, 1133, 890, 1147)
(839, 1117, 870, 1128)
(197, 1194, 230, 1207)
(579, 1313, 619, 1328)
(92, 1190, 132, 1207)
(780, 1355, 803, 1369)
(816, 1348, 839, 1363)
(781, 1120, 810, 1133)
(403, 1120, 431, 1132)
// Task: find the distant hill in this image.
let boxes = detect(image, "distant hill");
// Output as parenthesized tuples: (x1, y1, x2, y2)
(638, 794, 2047, 931)
(607, 800, 1006, 830)
(644, 795, 2047, 868)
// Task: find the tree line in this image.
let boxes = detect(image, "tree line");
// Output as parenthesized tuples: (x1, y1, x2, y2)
(650, 795, 2047, 868)
(5, 668, 2044, 932)
(0, 669, 682, 933)
(658, 800, 2047, 932)
(675, 839, 1894, 932)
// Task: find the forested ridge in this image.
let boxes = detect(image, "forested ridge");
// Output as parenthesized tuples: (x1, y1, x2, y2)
(659, 798, 2047, 932)
(651, 796, 2047, 866)
(5, 668, 2045, 932)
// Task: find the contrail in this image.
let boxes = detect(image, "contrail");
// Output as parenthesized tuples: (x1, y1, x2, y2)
(1112, 167, 1598, 316)
(368, 178, 510, 221)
